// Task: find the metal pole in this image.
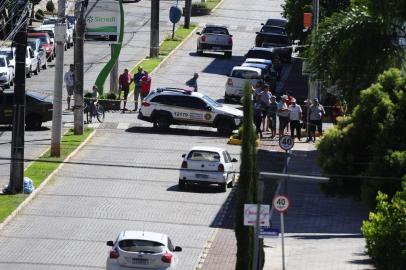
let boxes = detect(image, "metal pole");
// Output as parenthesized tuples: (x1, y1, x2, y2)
(280, 212, 286, 270)
(150, 0, 159, 58)
(110, 44, 118, 95)
(74, 0, 87, 135)
(252, 181, 264, 270)
(51, 23, 66, 157)
(184, 0, 192, 29)
(9, 1, 28, 194)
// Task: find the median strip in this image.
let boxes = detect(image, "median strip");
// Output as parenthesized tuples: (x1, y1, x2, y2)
(0, 128, 95, 225)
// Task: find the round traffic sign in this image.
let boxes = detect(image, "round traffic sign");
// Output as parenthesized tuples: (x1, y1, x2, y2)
(279, 135, 294, 151)
(273, 195, 290, 212)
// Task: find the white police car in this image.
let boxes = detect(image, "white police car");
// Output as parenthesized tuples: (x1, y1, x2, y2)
(138, 88, 243, 135)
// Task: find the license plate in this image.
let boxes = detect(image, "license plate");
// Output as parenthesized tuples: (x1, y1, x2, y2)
(196, 174, 209, 179)
(132, 258, 149, 265)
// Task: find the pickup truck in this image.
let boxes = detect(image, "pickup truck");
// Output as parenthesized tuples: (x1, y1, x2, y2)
(196, 24, 233, 57)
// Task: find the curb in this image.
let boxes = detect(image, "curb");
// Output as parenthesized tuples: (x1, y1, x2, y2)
(0, 129, 97, 232)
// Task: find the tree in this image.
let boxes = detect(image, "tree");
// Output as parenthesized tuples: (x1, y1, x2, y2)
(361, 180, 406, 269)
(46, 0, 55, 14)
(235, 82, 257, 270)
(317, 68, 406, 206)
(30, 0, 41, 19)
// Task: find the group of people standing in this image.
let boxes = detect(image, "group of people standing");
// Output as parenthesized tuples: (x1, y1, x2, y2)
(119, 66, 152, 112)
(252, 80, 325, 142)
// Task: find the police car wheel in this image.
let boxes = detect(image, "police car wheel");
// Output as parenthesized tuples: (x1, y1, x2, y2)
(156, 115, 170, 130)
(178, 179, 186, 191)
(219, 183, 227, 192)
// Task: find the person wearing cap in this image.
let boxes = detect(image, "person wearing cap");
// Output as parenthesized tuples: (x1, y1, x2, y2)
(277, 94, 290, 137)
(267, 95, 278, 138)
(186, 72, 199, 92)
(133, 66, 145, 111)
(288, 98, 302, 141)
(307, 98, 325, 142)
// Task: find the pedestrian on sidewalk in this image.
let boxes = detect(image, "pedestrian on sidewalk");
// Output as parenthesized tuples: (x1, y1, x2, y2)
(267, 95, 278, 138)
(133, 66, 144, 111)
(259, 84, 272, 132)
(254, 95, 263, 138)
(185, 72, 199, 92)
(252, 80, 264, 98)
(307, 98, 325, 142)
(288, 98, 302, 140)
(277, 94, 290, 137)
(119, 68, 133, 113)
(140, 71, 152, 100)
(64, 64, 75, 110)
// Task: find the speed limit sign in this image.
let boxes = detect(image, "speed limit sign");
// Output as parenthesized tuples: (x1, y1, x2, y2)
(273, 195, 290, 212)
(279, 135, 294, 151)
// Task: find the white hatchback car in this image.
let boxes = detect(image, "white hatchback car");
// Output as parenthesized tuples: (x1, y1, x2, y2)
(179, 146, 238, 192)
(106, 231, 182, 270)
(225, 66, 262, 102)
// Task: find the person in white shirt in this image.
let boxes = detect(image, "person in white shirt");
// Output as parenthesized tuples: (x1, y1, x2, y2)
(64, 64, 75, 110)
(288, 98, 302, 140)
(277, 95, 290, 137)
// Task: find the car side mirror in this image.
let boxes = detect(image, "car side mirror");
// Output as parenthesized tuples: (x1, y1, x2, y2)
(206, 105, 212, 111)
(106, 241, 114, 246)
(182, 154, 186, 158)
(231, 158, 238, 162)
(174, 246, 182, 252)
(196, 32, 201, 35)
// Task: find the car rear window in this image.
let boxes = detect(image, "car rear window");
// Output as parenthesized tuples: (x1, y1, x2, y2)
(0, 58, 5, 67)
(262, 35, 290, 45)
(118, 240, 165, 254)
(231, 69, 260, 79)
(260, 26, 286, 35)
(203, 27, 229, 35)
(246, 50, 274, 60)
(187, 151, 221, 162)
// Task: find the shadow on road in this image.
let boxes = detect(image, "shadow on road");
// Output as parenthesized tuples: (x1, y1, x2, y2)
(125, 126, 225, 138)
(167, 184, 226, 194)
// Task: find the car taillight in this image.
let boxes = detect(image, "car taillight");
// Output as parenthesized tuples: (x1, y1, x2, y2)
(218, 164, 224, 172)
(201, 35, 206, 42)
(181, 161, 188, 168)
(109, 248, 119, 259)
(228, 36, 233, 45)
(227, 78, 233, 86)
(161, 252, 173, 263)
(142, 101, 150, 107)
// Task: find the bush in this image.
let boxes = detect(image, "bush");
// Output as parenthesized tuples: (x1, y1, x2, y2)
(192, 2, 208, 9)
(105, 92, 117, 100)
(84, 92, 93, 98)
(361, 180, 406, 269)
(46, 0, 55, 13)
(35, 9, 44, 20)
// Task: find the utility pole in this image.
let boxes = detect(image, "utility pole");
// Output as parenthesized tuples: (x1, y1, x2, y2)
(110, 44, 118, 94)
(184, 0, 192, 29)
(150, 0, 159, 58)
(8, 0, 28, 194)
(51, 0, 66, 157)
(74, 0, 88, 135)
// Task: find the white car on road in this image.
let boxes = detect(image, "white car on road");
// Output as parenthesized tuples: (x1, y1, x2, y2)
(0, 55, 14, 88)
(106, 231, 182, 270)
(196, 24, 233, 57)
(225, 66, 262, 102)
(179, 146, 238, 192)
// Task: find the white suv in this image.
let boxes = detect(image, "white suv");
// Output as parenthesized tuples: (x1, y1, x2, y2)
(138, 88, 243, 135)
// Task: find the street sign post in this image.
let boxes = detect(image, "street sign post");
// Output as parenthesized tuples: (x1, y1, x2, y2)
(259, 227, 280, 238)
(279, 135, 294, 151)
(273, 195, 290, 270)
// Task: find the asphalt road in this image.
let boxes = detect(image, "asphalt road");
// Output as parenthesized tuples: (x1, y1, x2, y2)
(0, 0, 284, 269)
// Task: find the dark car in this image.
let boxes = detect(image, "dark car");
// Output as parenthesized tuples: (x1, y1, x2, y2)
(0, 90, 53, 130)
(245, 47, 276, 61)
(258, 34, 292, 63)
(262, 18, 288, 28)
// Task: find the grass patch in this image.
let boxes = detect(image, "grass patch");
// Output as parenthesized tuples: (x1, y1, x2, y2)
(206, 0, 222, 10)
(0, 128, 94, 223)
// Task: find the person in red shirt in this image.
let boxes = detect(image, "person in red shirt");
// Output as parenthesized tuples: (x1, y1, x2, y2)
(140, 71, 152, 99)
(119, 68, 133, 112)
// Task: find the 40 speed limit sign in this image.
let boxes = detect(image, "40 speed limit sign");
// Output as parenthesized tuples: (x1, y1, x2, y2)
(279, 135, 294, 151)
(273, 195, 290, 212)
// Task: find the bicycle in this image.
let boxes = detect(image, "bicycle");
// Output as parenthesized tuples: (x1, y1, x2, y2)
(84, 98, 105, 123)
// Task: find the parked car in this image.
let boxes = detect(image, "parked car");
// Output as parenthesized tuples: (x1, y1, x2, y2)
(179, 146, 238, 191)
(41, 17, 73, 49)
(138, 87, 243, 135)
(255, 26, 287, 47)
(245, 47, 276, 61)
(25, 46, 39, 77)
(27, 38, 47, 70)
(262, 18, 288, 28)
(27, 32, 55, 61)
(196, 24, 233, 57)
(28, 27, 56, 47)
(0, 55, 14, 88)
(0, 47, 15, 82)
(0, 91, 53, 129)
(225, 66, 262, 102)
(241, 62, 277, 90)
(259, 33, 293, 63)
(106, 230, 182, 270)
(244, 57, 279, 81)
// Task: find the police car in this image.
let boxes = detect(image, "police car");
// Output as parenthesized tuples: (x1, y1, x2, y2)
(138, 88, 243, 135)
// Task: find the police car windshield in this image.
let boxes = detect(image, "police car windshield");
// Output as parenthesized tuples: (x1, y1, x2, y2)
(202, 95, 221, 107)
(0, 51, 12, 60)
(0, 58, 5, 67)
